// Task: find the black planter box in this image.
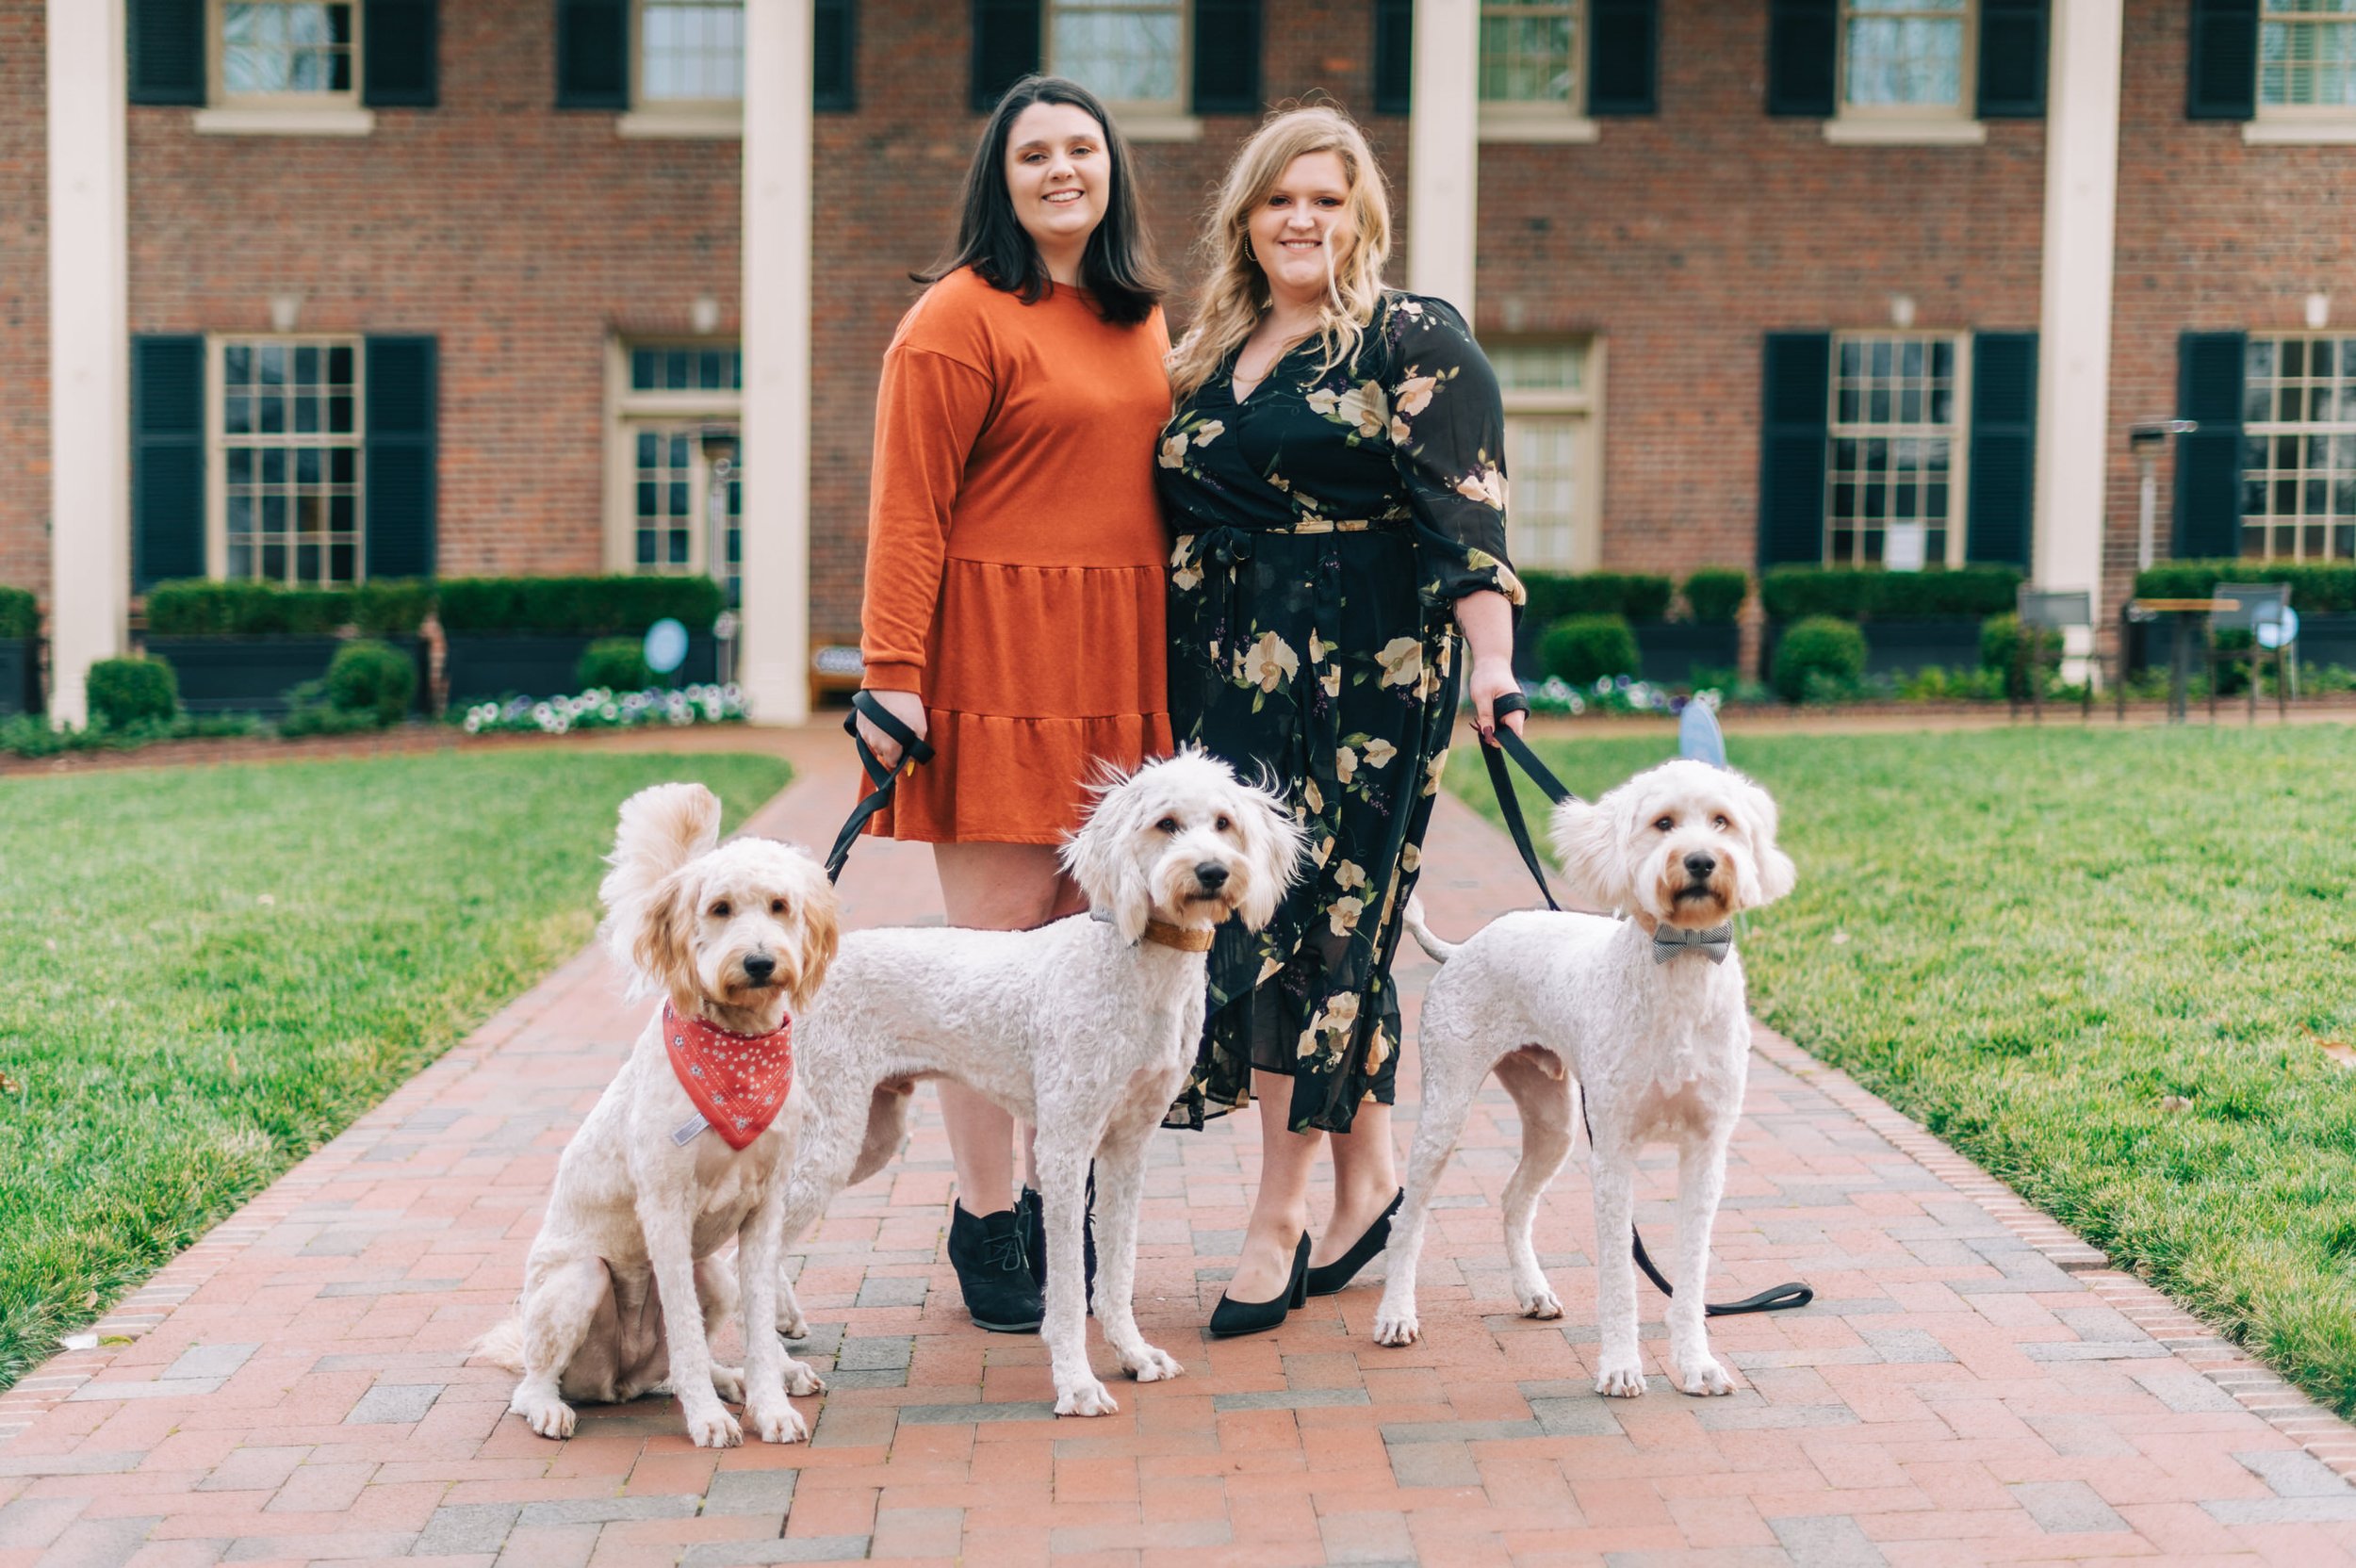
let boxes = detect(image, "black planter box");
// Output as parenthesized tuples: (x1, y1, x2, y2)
(146, 636, 427, 718)
(2293, 612, 2356, 670)
(0, 637, 36, 717)
(444, 632, 718, 704)
(1632, 621, 1741, 684)
(1765, 618, 1984, 678)
(2121, 611, 2356, 676)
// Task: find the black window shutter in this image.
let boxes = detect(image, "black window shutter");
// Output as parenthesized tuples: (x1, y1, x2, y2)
(132, 336, 207, 592)
(1965, 333, 2038, 568)
(555, 0, 630, 109)
(1374, 0, 1413, 115)
(2174, 331, 2248, 559)
(1759, 333, 1833, 568)
(2187, 0, 2259, 120)
(1588, 0, 1658, 116)
(973, 0, 1042, 113)
(1193, 0, 1263, 114)
(365, 337, 439, 580)
(815, 0, 857, 110)
(1975, 0, 2046, 118)
(363, 0, 438, 107)
(128, 0, 206, 106)
(1766, 0, 1838, 117)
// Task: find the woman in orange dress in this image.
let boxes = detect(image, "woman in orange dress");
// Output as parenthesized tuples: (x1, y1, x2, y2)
(853, 76, 1172, 1332)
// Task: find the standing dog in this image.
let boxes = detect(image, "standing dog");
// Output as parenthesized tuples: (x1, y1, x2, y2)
(770, 751, 1301, 1417)
(480, 783, 841, 1447)
(1372, 759, 1795, 1400)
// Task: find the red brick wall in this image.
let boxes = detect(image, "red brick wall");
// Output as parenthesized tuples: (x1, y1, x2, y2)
(0, 3, 47, 600)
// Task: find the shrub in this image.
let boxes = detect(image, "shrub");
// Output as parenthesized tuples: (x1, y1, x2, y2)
(1681, 567, 1749, 624)
(1771, 615, 1867, 702)
(435, 576, 726, 635)
(1979, 612, 2063, 701)
(1540, 614, 1641, 685)
(1520, 571, 1675, 625)
(577, 637, 654, 692)
(2132, 559, 2356, 614)
(352, 580, 434, 636)
(0, 585, 35, 640)
(144, 579, 354, 636)
(1760, 565, 2021, 623)
(88, 657, 178, 728)
(322, 640, 417, 725)
(277, 682, 392, 738)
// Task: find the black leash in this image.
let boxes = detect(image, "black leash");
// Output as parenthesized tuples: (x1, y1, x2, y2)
(1479, 692, 1812, 1318)
(825, 691, 936, 885)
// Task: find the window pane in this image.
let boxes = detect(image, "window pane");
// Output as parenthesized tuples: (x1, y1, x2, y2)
(643, 1, 746, 101)
(1480, 0, 1577, 103)
(1845, 9, 1965, 107)
(221, 3, 353, 96)
(1051, 1, 1182, 105)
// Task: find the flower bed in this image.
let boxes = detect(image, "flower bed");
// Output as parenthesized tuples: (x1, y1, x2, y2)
(456, 683, 749, 736)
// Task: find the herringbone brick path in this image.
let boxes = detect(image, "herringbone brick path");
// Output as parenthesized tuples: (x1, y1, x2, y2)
(4, 729, 2354, 1566)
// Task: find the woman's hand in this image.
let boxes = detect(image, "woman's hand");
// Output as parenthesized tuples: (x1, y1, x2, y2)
(1466, 655, 1524, 744)
(1452, 590, 1524, 744)
(854, 688, 929, 771)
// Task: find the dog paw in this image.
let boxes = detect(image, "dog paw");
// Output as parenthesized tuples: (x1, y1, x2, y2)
(1054, 1378, 1121, 1417)
(1121, 1344, 1184, 1383)
(681, 1401, 744, 1448)
(1594, 1361, 1648, 1399)
(776, 1310, 810, 1341)
(744, 1394, 809, 1445)
(513, 1393, 576, 1441)
(1674, 1357, 1735, 1396)
(1371, 1308, 1422, 1347)
(783, 1359, 827, 1397)
(1518, 1286, 1564, 1320)
(709, 1364, 745, 1404)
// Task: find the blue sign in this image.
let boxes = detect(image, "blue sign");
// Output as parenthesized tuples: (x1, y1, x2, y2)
(644, 617, 690, 675)
(2255, 606, 2299, 651)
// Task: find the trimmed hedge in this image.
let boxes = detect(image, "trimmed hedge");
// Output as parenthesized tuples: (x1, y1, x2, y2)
(577, 637, 654, 692)
(1980, 613, 2062, 702)
(143, 579, 432, 636)
(436, 576, 726, 636)
(1681, 567, 1749, 625)
(323, 640, 417, 725)
(1760, 565, 2022, 622)
(0, 586, 35, 641)
(88, 657, 178, 728)
(1521, 570, 1674, 626)
(1540, 614, 1640, 685)
(2133, 559, 2356, 613)
(1771, 616, 1867, 702)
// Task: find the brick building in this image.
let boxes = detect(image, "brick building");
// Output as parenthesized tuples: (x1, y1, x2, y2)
(11, 0, 2354, 723)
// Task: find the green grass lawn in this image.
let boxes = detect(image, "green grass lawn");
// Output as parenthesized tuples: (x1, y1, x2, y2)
(1448, 725, 2356, 1419)
(0, 750, 792, 1394)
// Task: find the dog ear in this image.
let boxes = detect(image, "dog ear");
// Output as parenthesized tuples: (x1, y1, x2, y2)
(1063, 766, 1153, 943)
(626, 867, 703, 1011)
(1550, 794, 1633, 914)
(1231, 771, 1307, 933)
(601, 782, 723, 915)
(786, 875, 843, 1015)
(1737, 776, 1797, 906)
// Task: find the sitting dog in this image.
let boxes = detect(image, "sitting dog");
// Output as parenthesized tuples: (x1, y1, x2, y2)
(479, 783, 840, 1447)
(770, 751, 1301, 1416)
(1372, 759, 1795, 1400)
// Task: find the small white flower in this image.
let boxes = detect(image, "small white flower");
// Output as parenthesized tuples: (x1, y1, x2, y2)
(1333, 859, 1367, 892)
(1321, 664, 1341, 697)
(1303, 776, 1325, 814)
(1335, 745, 1358, 783)
(1376, 637, 1425, 689)
(1363, 738, 1398, 770)
(1400, 841, 1420, 873)
(1239, 631, 1300, 694)
(1159, 433, 1189, 469)
(1192, 419, 1227, 447)
(1308, 630, 1328, 663)
(1388, 416, 1412, 445)
(1454, 464, 1507, 510)
(1328, 896, 1366, 936)
(1259, 954, 1284, 984)
(1424, 752, 1448, 796)
(1394, 369, 1439, 416)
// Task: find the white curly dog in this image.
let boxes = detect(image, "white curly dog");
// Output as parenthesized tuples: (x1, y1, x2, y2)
(770, 750, 1302, 1417)
(1374, 758, 1795, 1401)
(481, 783, 841, 1448)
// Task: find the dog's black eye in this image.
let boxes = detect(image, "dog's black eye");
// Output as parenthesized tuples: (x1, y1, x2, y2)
(711, 901, 731, 918)
(1653, 816, 1675, 832)
(1712, 814, 1730, 831)
(770, 897, 788, 914)
(1155, 816, 1180, 834)
(1216, 814, 1233, 832)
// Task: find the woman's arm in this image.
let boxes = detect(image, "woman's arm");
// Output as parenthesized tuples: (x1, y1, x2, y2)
(1452, 588, 1522, 740)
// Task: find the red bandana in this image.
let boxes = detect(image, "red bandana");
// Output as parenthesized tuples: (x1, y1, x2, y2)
(663, 1002, 794, 1152)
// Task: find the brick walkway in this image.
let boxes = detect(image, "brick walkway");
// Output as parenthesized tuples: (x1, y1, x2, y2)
(5, 729, 2355, 1567)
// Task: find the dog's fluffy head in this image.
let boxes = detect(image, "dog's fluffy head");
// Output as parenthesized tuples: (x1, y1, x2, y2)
(598, 782, 842, 1022)
(1061, 748, 1305, 944)
(1548, 759, 1795, 928)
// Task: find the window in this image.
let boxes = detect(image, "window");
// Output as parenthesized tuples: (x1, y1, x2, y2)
(1481, 0, 1580, 107)
(639, 0, 744, 105)
(1840, 0, 1972, 117)
(610, 344, 744, 592)
(1492, 340, 1600, 572)
(2259, 0, 2356, 113)
(1046, 0, 1185, 113)
(212, 338, 365, 586)
(216, 0, 357, 104)
(2240, 335, 2356, 562)
(1825, 335, 1964, 567)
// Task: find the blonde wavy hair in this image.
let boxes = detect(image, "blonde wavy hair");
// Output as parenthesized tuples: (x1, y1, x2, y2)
(1166, 106, 1393, 402)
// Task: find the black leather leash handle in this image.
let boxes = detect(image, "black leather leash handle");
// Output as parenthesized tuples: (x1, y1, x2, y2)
(825, 690, 936, 885)
(1482, 691, 1813, 1318)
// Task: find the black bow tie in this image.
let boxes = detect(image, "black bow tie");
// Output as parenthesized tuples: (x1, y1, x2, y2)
(1652, 923, 1733, 965)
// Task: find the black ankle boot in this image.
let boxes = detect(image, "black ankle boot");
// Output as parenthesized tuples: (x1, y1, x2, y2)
(946, 1201, 1042, 1332)
(1019, 1175, 1097, 1310)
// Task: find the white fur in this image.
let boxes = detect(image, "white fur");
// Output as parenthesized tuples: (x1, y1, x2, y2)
(773, 750, 1303, 1416)
(1373, 759, 1796, 1401)
(478, 783, 843, 1447)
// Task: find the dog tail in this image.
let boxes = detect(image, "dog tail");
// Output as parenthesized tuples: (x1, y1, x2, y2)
(1402, 897, 1458, 963)
(471, 1315, 527, 1373)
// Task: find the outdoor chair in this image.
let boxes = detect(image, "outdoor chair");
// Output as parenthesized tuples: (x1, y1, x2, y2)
(2012, 587, 2117, 724)
(2207, 582, 2294, 724)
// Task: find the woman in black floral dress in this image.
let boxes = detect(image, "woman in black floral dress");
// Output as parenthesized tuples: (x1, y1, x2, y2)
(1158, 107, 1525, 1332)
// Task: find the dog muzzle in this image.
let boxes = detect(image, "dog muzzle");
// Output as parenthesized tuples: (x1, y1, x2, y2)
(1651, 923, 1733, 965)
(663, 1001, 794, 1150)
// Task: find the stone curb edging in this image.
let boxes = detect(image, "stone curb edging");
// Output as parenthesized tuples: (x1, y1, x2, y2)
(1746, 1021, 2356, 1486)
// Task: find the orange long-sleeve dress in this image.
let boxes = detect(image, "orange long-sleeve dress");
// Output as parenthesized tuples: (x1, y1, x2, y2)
(858, 266, 1174, 843)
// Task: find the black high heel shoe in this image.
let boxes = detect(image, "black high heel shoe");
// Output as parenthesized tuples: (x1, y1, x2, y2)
(1207, 1233, 1311, 1337)
(1303, 1189, 1403, 1298)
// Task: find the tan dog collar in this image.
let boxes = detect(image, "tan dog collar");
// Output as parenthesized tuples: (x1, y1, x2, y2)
(1140, 919, 1215, 953)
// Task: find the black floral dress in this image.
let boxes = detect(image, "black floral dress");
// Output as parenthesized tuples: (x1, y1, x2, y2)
(1158, 292, 1525, 1135)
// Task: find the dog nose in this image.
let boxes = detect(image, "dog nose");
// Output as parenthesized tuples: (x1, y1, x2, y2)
(1193, 861, 1229, 890)
(743, 953, 777, 985)
(1682, 851, 1717, 880)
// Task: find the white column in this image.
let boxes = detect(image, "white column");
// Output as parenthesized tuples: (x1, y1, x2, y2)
(739, 0, 813, 726)
(1408, 0, 1480, 318)
(46, 0, 130, 728)
(2033, 0, 2123, 618)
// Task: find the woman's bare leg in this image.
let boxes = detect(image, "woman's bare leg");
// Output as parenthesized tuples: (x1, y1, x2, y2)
(1314, 1101, 1401, 1267)
(1227, 1068, 1324, 1301)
